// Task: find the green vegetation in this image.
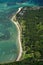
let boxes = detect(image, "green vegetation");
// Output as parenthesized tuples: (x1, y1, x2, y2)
(16, 7, 43, 64)
(1, 7, 43, 65)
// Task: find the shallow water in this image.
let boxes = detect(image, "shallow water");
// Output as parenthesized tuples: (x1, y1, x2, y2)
(0, 0, 43, 64)
(0, 17, 19, 63)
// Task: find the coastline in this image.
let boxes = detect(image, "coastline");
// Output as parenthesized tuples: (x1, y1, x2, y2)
(11, 7, 23, 61)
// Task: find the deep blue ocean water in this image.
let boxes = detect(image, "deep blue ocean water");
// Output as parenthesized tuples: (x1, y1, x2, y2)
(0, 0, 43, 5)
(0, 0, 43, 64)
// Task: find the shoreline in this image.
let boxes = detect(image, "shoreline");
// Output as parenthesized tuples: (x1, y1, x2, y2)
(11, 7, 23, 61)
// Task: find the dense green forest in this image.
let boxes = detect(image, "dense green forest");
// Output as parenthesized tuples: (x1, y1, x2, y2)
(16, 7, 43, 64)
(16, 7, 43, 60)
(1, 7, 43, 65)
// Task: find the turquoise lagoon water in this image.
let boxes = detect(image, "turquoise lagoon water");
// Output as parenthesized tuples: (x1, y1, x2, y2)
(0, 17, 19, 63)
(0, 0, 43, 64)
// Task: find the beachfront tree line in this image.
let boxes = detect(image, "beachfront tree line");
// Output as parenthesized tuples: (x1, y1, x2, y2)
(1, 7, 43, 65)
(16, 7, 43, 64)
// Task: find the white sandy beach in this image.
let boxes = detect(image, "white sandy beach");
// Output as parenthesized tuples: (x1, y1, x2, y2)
(11, 7, 23, 61)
